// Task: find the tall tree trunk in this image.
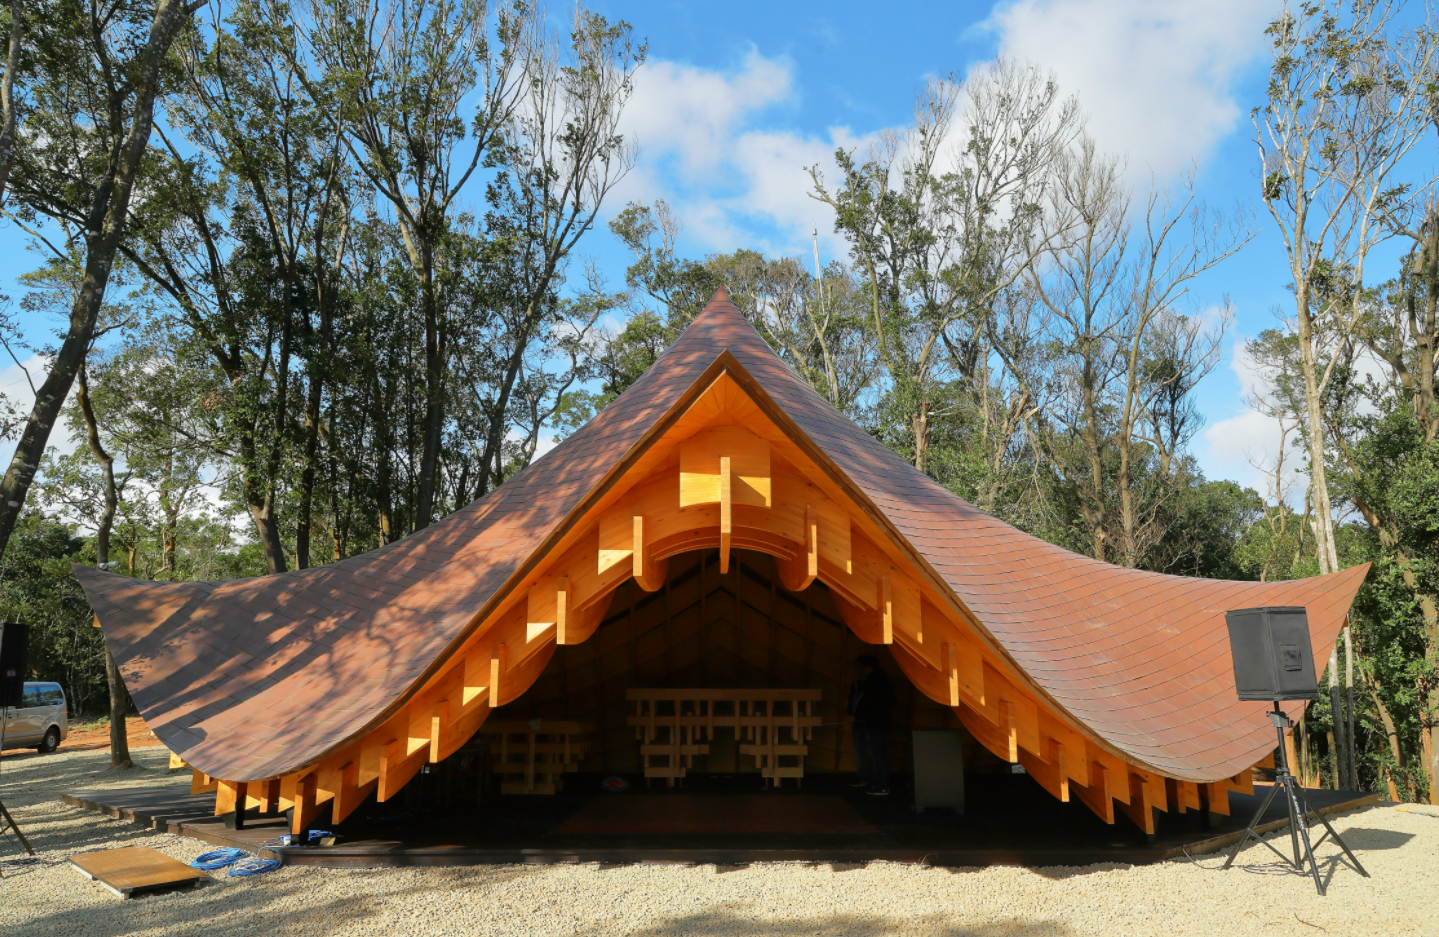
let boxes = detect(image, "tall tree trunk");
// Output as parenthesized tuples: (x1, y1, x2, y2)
(77, 366, 131, 770)
(415, 244, 444, 528)
(0, 0, 195, 565)
(1364, 667, 1406, 798)
(1295, 282, 1340, 575)
(294, 263, 334, 569)
(912, 404, 929, 474)
(0, 0, 20, 204)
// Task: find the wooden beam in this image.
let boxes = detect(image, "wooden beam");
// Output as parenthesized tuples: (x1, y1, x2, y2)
(942, 643, 960, 706)
(214, 780, 246, 817)
(777, 504, 817, 592)
(1000, 700, 1019, 762)
(878, 577, 893, 644)
(290, 772, 321, 834)
(190, 770, 218, 796)
(429, 700, 451, 763)
(407, 702, 434, 758)
(462, 647, 489, 708)
(1137, 768, 1168, 813)
(555, 578, 571, 644)
(1204, 779, 1234, 816)
(719, 455, 732, 573)
(259, 778, 281, 814)
(1118, 771, 1156, 835)
(1073, 760, 1116, 824)
(1017, 739, 1070, 802)
(327, 761, 376, 825)
(1038, 712, 1089, 786)
(491, 643, 507, 707)
(526, 576, 566, 644)
(377, 739, 425, 803)
(679, 425, 771, 507)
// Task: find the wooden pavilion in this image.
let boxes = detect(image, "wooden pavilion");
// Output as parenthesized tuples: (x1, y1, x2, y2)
(77, 290, 1369, 839)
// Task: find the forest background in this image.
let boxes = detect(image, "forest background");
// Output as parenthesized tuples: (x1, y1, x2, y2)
(0, 0, 1437, 806)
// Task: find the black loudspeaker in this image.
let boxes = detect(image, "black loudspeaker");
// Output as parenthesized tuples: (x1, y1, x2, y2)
(0, 622, 27, 708)
(1225, 606, 1319, 701)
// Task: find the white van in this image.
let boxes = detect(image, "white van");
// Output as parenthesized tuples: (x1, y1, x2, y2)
(1, 682, 69, 753)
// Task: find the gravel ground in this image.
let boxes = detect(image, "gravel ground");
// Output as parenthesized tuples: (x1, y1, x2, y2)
(0, 746, 1433, 937)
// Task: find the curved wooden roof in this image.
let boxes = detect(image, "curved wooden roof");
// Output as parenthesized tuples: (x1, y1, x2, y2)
(77, 291, 1367, 785)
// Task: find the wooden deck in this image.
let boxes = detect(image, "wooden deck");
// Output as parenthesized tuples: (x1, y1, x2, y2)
(61, 773, 1380, 869)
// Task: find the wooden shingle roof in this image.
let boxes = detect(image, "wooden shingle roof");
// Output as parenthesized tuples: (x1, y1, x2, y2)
(76, 290, 1367, 783)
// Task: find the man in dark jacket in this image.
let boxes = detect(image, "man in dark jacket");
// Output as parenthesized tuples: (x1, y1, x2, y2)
(846, 655, 895, 795)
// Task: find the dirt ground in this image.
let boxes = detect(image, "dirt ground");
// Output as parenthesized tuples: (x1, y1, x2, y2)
(0, 744, 1434, 937)
(1, 715, 162, 758)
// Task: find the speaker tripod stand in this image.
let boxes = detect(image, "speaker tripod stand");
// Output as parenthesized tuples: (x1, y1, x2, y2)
(1222, 703, 1367, 895)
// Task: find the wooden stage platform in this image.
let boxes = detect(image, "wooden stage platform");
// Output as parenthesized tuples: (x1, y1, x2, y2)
(61, 773, 1379, 870)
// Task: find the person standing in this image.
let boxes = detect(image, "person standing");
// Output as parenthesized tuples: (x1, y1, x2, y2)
(846, 655, 895, 795)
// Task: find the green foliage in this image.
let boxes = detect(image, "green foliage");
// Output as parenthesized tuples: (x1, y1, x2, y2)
(0, 513, 101, 715)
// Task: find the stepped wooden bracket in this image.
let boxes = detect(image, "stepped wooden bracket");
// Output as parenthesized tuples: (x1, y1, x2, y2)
(942, 642, 960, 706)
(291, 772, 321, 833)
(463, 648, 489, 708)
(1119, 771, 1158, 835)
(777, 504, 818, 592)
(527, 577, 567, 644)
(632, 515, 668, 591)
(490, 643, 507, 706)
(214, 780, 247, 817)
(878, 577, 894, 644)
(259, 778, 281, 814)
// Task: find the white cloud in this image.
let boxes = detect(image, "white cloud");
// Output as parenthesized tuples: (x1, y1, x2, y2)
(983, 0, 1280, 177)
(623, 51, 796, 176)
(615, 51, 873, 259)
(0, 354, 83, 471)
(1201, 339, 1302, 502)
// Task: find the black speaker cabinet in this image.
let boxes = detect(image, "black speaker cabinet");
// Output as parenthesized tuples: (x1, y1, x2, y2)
(1225, 606, 1319, 701)
(0, 622, 28, 708)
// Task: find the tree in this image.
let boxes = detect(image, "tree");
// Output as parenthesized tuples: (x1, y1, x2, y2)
(0, 0, 203, 569)
(299, 0, 532, 527)
(1254, 0, 1439, 576)
(76, 364, 130, 767)
(1013, 144, 1241, 565)
(811, 62, 1079, 473)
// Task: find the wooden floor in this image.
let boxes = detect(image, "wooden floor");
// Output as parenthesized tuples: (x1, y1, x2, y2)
(61, 772, 1380, 869)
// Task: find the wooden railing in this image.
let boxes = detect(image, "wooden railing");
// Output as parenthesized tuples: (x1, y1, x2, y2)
(626, 689, 822, 787)
(477, 720, 588, 795)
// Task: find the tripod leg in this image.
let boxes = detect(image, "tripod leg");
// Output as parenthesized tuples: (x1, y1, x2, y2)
(1283, 776, 1326, 896)
(1222, 780, 1283, 870)
(1280, 776, 1304, 868)
(1293, 783, 1370, 878)
(0, 800, 35, 856)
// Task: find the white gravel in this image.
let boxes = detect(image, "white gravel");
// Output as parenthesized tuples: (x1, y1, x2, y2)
(0, 746, 1433, 936)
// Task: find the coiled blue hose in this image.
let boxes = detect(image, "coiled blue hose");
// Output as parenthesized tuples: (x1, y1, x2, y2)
(190, 848, 246, 871)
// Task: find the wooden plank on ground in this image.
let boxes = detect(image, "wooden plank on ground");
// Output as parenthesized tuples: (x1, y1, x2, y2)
(69, 846, 205, 899)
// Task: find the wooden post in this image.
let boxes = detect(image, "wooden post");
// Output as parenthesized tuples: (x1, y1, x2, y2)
(718, 455, 732, 573)
(490, 643, 507, 707)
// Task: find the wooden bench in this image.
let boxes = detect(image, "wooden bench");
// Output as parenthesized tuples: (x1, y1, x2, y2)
(627, 689, 822, 787)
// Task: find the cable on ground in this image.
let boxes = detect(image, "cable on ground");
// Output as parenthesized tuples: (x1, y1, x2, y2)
(190, 847, 246, 871)
(227, 855, 281, 877)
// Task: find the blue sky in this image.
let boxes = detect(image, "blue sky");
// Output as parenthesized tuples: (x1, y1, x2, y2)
(2, 0, 1414, 498)
(579, 0, 1303, 494)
